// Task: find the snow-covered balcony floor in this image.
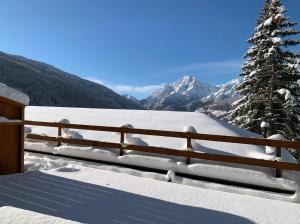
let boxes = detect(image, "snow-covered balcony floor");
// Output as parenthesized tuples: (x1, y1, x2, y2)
(1, 153, 300, 224)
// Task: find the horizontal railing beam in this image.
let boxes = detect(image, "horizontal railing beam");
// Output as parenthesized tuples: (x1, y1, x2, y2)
(26, 134, 300, 171)
(24, 120, 300, 149)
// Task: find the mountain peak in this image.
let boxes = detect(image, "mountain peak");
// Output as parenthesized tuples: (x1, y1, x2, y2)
(181, 75, 196, 81)
(143, 75, 218, 111)
(176, 75, 197, 86)
(202, 77, 243, 103)
(171, 75, 216, 97)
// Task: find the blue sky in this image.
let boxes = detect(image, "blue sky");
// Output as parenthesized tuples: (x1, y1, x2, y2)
(0, 0, 299, 99)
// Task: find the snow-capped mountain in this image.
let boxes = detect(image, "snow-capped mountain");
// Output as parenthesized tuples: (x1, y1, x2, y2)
(197, 77, 243, 119)
(141, 75, 218, 111)
(141, 75, 243, 115)
(202, 77, 242, 103)
(153, 75, 218, 99)
(122, 94, 139, 103)
(169, 75, 217, 98)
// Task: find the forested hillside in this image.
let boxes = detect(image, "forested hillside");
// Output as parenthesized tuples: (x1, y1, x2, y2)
(0, 52, 142, 109)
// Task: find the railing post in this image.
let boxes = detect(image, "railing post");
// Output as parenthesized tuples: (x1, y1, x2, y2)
(186, 137, 192, 164)
(275, 146, 282, 178)
(120, 131, 125, 156)
(57, 126, 62, 147)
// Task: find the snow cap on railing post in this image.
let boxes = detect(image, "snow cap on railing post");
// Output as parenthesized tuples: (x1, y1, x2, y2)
(119, 124, 134, 156)
(266, 134, 285, 178)
(120, 123, 134, 137)
(57, 118, 70, 146)
(183, 126, 197, 164)
(58, 119, 70, 133)
(57, 118, 83, 142)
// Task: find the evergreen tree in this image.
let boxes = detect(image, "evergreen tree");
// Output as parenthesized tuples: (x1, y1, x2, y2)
(257, 0, 271, 25)
(228, 0, 273, 134)
(229, 0, 300, 141)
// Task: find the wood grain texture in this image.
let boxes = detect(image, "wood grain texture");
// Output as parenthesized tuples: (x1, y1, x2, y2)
(0, 99, 24, 174)
(0, 126, 21, 174)
(25, 120, 300, 149)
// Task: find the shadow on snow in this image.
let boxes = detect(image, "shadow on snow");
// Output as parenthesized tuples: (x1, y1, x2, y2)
(0, 171, 254, 224)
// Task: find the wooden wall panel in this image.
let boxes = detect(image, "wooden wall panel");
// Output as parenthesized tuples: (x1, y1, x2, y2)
(0, 101, 21, 119)
(0, 126, 20, 174)
(0, 99, 24, 175)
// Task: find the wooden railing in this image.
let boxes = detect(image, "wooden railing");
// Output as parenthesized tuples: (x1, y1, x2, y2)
(24, 120, 300, 178)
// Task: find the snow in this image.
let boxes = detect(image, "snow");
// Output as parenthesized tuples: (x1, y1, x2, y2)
(1, 152, 299, 224)
(25, 106, 295, 161)
(0, 82, 30, 105)
(121, 124, 148, 146)
(246, 46, 256, 54)
(148, 75, 218, 103)
(274, 13, 284, 21)
(197, 109, 228, 119)
(272, 37, 282, 44)
(255, 23, 263, 31)
(249, 70, 258, 76)
(23, 106, 300, 199)
(166, 169, 176, 181)
(268, 46, 276, 53)
(24, 140, 299, 194)
(183, 125, 197, 134)
(119, 155, 176, 170)
(202, 77, 242, 103)
(122, 94, 139, 102)
(265, 134, 286, 154)
(288, 62, 299, 69)
(24, 126, 32, 134)
(278, 5, 286, 13)
(260, 121, 270, 128)
(0, 116, 22, 123)
(264, 17, 273, 26)
(59, 119, 84, 139)
(277, 88, 292, 100)
(171, 75, 215, 97)
(24, 152, 299, 202)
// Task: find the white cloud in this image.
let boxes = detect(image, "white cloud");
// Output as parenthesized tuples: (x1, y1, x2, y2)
(113, 84, 164, 94)
(85, 77, 107, 86)
(85, 77, 164, 97)
(156, 59, 242, 77)
(84, 59, 242, 98)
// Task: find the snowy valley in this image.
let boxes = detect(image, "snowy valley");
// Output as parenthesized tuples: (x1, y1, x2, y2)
(0, 50, 241, 117)
(0, 0, 300, 223)
(1, 74, 300, 224)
